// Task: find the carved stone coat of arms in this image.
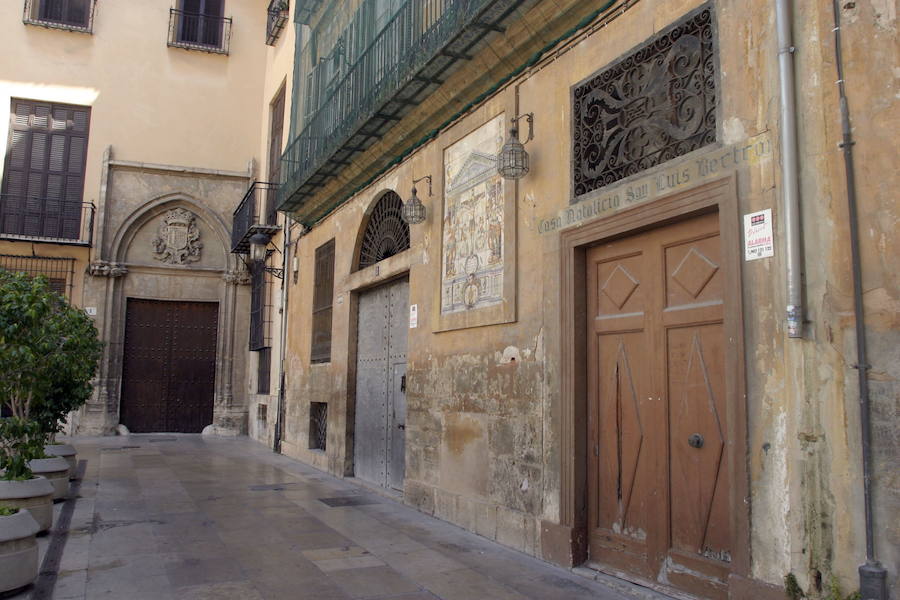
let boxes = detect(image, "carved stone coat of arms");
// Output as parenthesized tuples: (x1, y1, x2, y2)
(152, 208, 202, 265)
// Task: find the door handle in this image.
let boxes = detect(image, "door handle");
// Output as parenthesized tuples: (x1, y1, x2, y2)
(397, 424, 405, 430)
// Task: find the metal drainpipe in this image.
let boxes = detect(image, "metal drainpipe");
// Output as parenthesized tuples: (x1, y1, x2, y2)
(273, 219, 293, 454)
(830, 3, 887, 599)
(775, 0, 804, 338)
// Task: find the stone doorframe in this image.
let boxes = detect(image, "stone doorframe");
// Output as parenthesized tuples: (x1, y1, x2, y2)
(544, 176, 768, 597)
(88, 194, 249, 435)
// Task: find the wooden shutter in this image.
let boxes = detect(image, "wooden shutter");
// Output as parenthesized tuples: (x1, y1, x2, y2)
(1, 99, 90, 240)
(257, 347, 272, 395)
(249, 261, 266, 350)
(266, 87, 286, 224)
(310, 239, 335, 363)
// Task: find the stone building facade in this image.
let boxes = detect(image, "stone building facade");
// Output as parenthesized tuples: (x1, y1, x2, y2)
(0, 0, 295, 437)
(273, 1, 899, 599)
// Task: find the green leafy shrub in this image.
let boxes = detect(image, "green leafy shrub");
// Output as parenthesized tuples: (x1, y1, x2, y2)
(0, 507, 19, 517)
(0, 417, 44, 480)
(0, 270, 102, 479)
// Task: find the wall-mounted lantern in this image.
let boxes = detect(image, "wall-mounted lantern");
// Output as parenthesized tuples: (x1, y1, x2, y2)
(248, 230, 284, 278)
(497, 113, 535, 180)
(402, 175, 431, 225)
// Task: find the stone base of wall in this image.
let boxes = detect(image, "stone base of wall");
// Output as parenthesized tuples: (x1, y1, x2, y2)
(404, 480, 541, 558)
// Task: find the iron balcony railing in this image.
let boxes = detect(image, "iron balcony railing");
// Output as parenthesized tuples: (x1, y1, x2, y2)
(279, 0, 499, 211)
(231, 182, 279, 254)
(23, 0, 95, 33)
(266, 0, 289, 46)
(0, 195, 94, 245)
(168, 8, 232, 54)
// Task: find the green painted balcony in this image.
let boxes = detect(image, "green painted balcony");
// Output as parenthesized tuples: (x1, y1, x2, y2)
(278, 0, 526, 224)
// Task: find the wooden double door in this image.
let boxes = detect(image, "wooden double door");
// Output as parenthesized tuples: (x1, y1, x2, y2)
(587, 211, 733, 598)
(354, 278, 408, 491)
(120, 299, 218, 433)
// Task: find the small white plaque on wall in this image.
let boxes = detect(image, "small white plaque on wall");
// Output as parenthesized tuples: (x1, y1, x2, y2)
(409, 304, 418, 329)
(84, 307, 97, 316)
(743, 209, 774, 261)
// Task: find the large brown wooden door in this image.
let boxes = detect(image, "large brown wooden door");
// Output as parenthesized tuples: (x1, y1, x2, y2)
(120, 299, 218, 433)
(587, 211, 731, 598)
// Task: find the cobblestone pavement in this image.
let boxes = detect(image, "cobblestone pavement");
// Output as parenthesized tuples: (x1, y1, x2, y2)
(13, 435, 653, 600)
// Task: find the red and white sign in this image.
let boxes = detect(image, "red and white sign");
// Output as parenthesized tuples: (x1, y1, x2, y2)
(744, 209, 774, 261)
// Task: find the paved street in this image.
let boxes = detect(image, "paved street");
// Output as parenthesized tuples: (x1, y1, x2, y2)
(14, 435, 648, 600)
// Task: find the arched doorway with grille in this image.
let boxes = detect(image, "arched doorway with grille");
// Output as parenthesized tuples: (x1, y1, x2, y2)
(350, 190, 411, 491)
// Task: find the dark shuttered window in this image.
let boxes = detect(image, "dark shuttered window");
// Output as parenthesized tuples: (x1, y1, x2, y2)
(249, 261, 267, 351)
(178, 0, 225, 48)
(1, 99, 90, 240)
(266, 87, 285, 225)
(257, 347, 271, 395)
(35, 0, 91, 28)
(310, 239, 335, 364)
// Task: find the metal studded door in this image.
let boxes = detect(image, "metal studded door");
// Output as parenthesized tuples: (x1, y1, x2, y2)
(354, 278, 409, 490)
(120, 299, 218, 433)
(587, 212, 732, 598)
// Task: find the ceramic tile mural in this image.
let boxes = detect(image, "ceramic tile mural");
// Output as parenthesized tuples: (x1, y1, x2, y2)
(440, 114, 506, 315)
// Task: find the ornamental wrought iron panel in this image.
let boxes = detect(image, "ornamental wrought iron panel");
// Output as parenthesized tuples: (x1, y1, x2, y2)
(572, 5, 716, 200)
(357, 191, 409, 270)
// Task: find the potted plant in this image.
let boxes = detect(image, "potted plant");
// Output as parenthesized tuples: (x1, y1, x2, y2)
(0, 417, 53, 533)
(0, 505, 40, 595)
(0, 271, 101, 526)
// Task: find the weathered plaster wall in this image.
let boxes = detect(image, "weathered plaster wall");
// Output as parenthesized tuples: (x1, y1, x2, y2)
(282, 0, 898, 594)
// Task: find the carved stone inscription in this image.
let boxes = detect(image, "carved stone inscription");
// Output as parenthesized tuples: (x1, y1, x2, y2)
(152, 208, 202, 265)
(572, 6, 716, 199)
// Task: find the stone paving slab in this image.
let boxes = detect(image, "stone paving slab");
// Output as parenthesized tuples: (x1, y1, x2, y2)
(9, 435, 660, 600)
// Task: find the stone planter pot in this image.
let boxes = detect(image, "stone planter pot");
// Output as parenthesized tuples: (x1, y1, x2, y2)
(45, 444, 77, 480)
(0, 478, 53, 533)
(0, 509, 39, 594)
(28, 457, 70, 501)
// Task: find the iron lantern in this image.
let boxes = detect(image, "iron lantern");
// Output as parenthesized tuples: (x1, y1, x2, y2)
(402, 175, 432, 225)
(249, 231, 272, 262)
(497, 113, 534, 180)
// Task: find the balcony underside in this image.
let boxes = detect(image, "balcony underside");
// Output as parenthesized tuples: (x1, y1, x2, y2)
(279, 0, 533, 226)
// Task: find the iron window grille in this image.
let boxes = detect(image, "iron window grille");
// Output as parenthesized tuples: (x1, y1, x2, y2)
(309, 402, 327, 451)
(0, 195, 94, 245)
(23, 0, 94, 33)
(168, 7, 232, 54)
(266, 0, 288, 46)
(0, 254, 75, 300)
(257, 402, 268, 422)
(249, 261, 274, 352)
